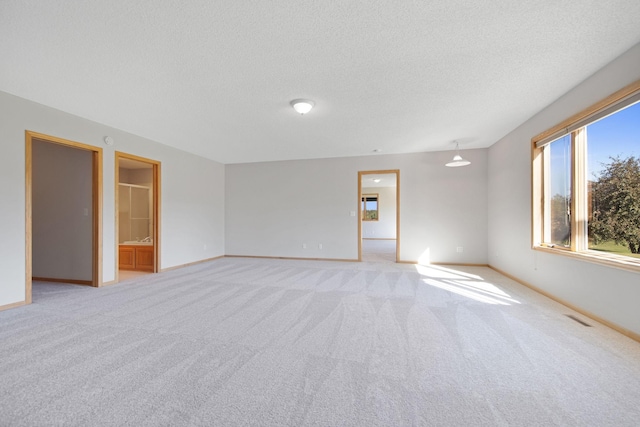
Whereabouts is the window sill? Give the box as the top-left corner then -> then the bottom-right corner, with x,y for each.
533,245 -> 640,274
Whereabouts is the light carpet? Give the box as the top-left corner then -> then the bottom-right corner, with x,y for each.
361,239 -> 396,263
1,257 -> 639,426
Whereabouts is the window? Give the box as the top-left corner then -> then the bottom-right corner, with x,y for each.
361,194 -> 379,221
532,80 -> 640,270
546,134 -> 572,248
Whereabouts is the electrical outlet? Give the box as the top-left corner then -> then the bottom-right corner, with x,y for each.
318,243 -> 323,249
303,243 -> 307,249
204,244 -> 207,251
456,247 -> 463,253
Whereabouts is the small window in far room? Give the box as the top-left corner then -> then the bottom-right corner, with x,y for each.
362,194 -> 379,221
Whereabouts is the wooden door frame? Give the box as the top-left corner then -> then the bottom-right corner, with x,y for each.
358,169 -> 400,262
115,152 -> 161,280
25,131 -> 103,303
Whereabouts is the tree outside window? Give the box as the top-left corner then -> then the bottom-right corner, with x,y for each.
361,194 -> 379,221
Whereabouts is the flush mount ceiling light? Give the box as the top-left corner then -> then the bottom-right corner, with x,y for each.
445,141 -> 471,167
290,99 -> 315,115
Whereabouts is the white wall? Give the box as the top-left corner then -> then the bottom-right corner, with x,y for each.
226,150 -> 488,263
0,90 -> 225,308
488,42 -> 640,335
362,186 -> 396,239
161,153 -> 225,267
32,140 -> 93,281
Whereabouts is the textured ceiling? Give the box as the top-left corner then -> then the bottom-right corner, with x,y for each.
362,173 -> 396,189
2,1 -> 640,164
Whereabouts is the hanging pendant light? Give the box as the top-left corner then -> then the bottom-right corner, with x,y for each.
445,141 -> 471,167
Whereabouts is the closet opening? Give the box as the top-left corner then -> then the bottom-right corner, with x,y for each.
25,131 -> 102,304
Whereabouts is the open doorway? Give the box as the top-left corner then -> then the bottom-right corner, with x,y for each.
358,170 -> 400,262
115,152 -> 160,281
25,131 -> 103,303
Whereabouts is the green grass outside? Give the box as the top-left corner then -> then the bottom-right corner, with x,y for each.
589,240 -> 640,259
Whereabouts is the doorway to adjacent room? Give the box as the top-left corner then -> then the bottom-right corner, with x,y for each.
115,152 -> 160,281
358,170 -> 400,262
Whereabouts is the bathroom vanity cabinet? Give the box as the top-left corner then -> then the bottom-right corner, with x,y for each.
119,244 -> 154,271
